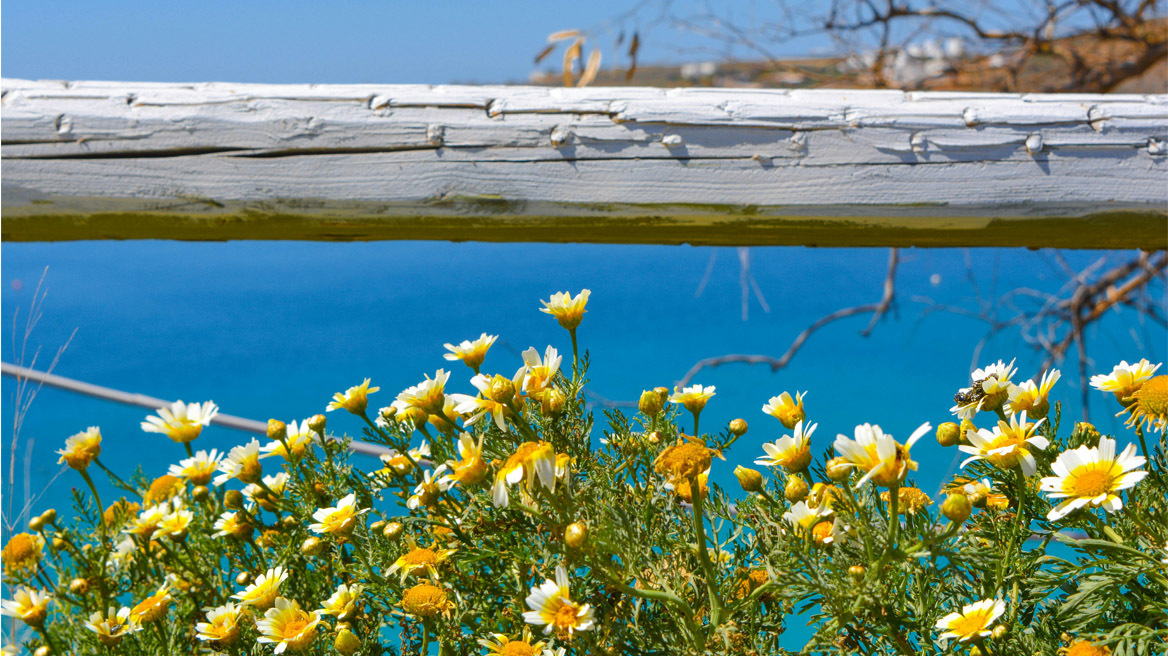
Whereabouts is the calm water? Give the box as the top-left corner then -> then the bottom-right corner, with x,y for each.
4,240 -> 1162,509
1,241 -> 1162,647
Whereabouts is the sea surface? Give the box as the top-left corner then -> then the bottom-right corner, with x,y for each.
1,240 -> 1163,647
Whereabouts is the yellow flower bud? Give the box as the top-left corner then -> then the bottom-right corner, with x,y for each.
941,492 -> 972,523
639,390 -> 664,416
335,629 -> 362,655
728,418 -> 748,437
959,419 -> 977,445
267,419 -> 287,442
647,431 -> 662,445
224,490 -> 245,510
936,422 -> 961,447
69,577 -> 90,595
541,388 -> 567,416
230,516 -> 254,541
369,520 -> 387,533
653,387 -> 670,403
28,516 -> 45,532
382,522 -> 404,541
991,625 -> 1007,640
785,475 -> 810,503
734,466 -> 764,493
825,457 -> 852,483
192,485 -> 210,502
564,521 -> 588,548
235,572 -> 251,586
34,646 -> 50,656
307,414 -> 327,434
38,509 -> 57,526
848,565 -> 865,583
301,537 -> 324,556
1074,422 -> 1100,442
488,375 -> 516,404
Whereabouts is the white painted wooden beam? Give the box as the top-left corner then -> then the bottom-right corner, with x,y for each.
2,79 -> 1165,247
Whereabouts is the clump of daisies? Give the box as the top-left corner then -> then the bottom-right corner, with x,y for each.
6,294 -> 1164,655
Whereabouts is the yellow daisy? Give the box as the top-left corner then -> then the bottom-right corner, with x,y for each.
408,466 -> 454,510
0,587 -> 51,626
539,289 -> 590,330
521,346 -> 563,398
478,627 -> 548,656
960,412 -> 1049,476
761,391 -> 806,430
57,426 -> 102,470
493,442 -> 556,508
308,493 -> 368,536
1061,640 -> 1112,656
261,420 -> 317,460
213,510 -> 253,540
1006,368 -> 1060,419
935,598 -> 1005,643
523,565 -> 595,637
397,369 -> 452,415
195,602 -> 243,647
783,500 -> 833,532
85,606 -> 141,646
442,433 -> 489,487
385,542 -> 458,583
449,369 -> 527,432
1121,374 -> 1167,432
124,503 -> 169,540
214,438 -> 263,486
400,583 -> 454,619
832,422 -> 931,488
1041,436 -> 1147,520
129,583 -> 172,624
670,384 -> 716,415
326,378 -> 379,415
756,420 -> 816,472
232,566 -> 288,610
1090,359 -> 1161,401
167,448 -> 223,485
156,500 -> 194,539
1,533 -> 45,579
318,583 -> 364,619
376,441 -> 431,478
257,597 -> 321,654
141,400 -> 218,443
443,332 -> 498,371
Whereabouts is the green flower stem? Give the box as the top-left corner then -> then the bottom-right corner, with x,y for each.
689,474 -> 724,631
93,458 -> 135,494
692,410 -> 701,437
887,482 -> 900,552
569,328 -> 579,375
78,468 -> 106,535
184,441 -> 195,459
593,566 -> 700,648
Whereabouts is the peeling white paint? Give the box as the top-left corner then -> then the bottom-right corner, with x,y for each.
1,78 -> 1165,245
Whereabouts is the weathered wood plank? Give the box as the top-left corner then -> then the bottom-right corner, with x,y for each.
2,79 -> 1165,247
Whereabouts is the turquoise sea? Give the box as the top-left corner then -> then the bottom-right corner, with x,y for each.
3,241 -> 1162,518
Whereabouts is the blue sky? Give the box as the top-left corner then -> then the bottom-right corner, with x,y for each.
1,1 -> 835,84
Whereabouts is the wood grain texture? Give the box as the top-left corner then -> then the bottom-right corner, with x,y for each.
3,79 -> 1165,247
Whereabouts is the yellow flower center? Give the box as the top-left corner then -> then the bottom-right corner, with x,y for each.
1133,375 -> 1168,419
811,521 -> 834,545
401,548 -> 438,567
3,534 -> 37,565
401,584 -> 449,617
949,610 -> 991,637
654,442 -> 712,481
1070,468 -> 1116,498
1065,640 -> 1110,656
145,475 -> 182,505
500,642 -> 537,656
283,615 -> 310,637
553,602 -> 581,628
